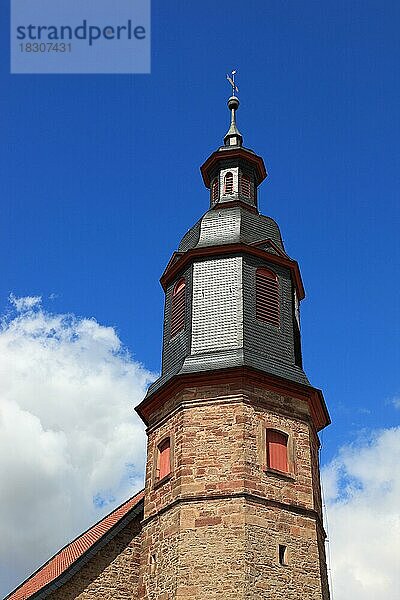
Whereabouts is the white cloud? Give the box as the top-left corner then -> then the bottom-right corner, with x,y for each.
0,296 -> 154,597
8,293 -> 42,312
322,427 -> 400,600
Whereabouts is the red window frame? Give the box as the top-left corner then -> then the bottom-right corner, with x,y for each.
256,268 -> 280,327
170,279 -> 185,338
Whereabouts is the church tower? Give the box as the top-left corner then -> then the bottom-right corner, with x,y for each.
136,88 -> 331,599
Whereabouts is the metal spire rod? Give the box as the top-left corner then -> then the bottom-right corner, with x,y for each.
226,69 -> 239,97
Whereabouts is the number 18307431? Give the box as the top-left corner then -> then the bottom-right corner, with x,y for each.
19,42 -> 72,52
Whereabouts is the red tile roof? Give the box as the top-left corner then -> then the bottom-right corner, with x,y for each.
6,490 -> 144,600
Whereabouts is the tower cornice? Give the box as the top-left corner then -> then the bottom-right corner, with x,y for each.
135,365 -> 330,432
141,491 -> 327,536
160,241 -> 305,300
200,146 -> 267,188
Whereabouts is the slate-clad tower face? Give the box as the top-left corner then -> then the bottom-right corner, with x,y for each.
136,94 -> 331,600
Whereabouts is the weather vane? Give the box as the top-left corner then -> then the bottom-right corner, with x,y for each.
226,70 -> 239,97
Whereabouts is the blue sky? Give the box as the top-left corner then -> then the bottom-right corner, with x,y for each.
1,1 -> 400,596
1,1 -> 399,456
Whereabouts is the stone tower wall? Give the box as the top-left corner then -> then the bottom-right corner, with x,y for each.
139,379 -> 329,599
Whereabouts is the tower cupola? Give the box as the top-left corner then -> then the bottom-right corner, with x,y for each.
139,79 -> 329,436
200,80 -> 267,211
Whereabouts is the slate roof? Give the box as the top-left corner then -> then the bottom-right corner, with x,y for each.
5,490 -> 144,600
178,206 -> 285,253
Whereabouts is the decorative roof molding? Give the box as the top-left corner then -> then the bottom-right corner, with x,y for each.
249,238 -> 289,258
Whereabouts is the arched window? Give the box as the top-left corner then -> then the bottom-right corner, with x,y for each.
157,438 -> 171,480
241,174 -> 251,199
211,178 -> 219,203
170,279 -> 185,338
266,430 -> 288,473
256,268 -> 280,327
224,172 -> 233,194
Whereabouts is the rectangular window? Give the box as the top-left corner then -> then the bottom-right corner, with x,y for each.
157,438 -> 171,480
278,544 -> 288,566
266,429 -> 288,473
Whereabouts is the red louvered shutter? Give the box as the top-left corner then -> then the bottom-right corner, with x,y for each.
170,279 -> 185,338
158,439 -> 171,480
241,174 -> 251,199
266,430 -> 288,472
256,268 -> 280,327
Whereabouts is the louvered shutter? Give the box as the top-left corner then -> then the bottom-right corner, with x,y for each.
266,430 -> 288,472
212,178 -> 219,202
158,439 -> 171,479
256,268 -> 280,327
170,279 -> 185,338
241,174 -> 251,199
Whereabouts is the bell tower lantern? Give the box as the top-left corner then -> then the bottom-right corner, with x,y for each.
204,94 -> 266,211
136,78 -> 331,600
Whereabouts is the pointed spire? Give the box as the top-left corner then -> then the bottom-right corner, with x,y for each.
224,95 -> 243,147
